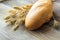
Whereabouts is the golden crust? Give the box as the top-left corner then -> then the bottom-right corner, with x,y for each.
25,0 -> 53,30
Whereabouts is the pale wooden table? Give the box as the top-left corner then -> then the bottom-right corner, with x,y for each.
0,0 -> 60,40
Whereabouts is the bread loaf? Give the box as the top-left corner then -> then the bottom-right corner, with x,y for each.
25,0 -> 53,30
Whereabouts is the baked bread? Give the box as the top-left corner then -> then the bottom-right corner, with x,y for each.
25,0 -> 53,30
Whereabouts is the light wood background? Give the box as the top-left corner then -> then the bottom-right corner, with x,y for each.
0,0 -> 60,40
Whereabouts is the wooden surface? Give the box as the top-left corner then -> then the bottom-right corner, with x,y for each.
0,0 -> 60,40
